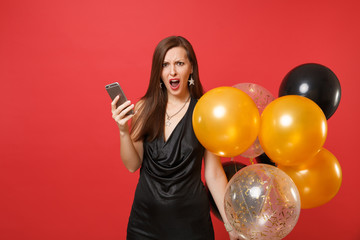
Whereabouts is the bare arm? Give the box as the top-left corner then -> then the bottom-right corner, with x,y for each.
111,95 -> 143,172
204,150 -> 240,240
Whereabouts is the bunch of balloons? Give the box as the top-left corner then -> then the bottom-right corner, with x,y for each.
265,63 -> 343,209
192,63 -> 343,237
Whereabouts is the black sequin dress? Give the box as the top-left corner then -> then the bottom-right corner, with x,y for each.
127,98 -> 214,240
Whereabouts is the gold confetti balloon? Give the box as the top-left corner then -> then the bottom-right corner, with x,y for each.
233,83 -> 275,159
224,164 -> 301,240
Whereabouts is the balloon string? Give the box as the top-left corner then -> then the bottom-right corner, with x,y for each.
249,158 -> 255,165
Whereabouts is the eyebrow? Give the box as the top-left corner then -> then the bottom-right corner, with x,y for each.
163,58 -> 187,62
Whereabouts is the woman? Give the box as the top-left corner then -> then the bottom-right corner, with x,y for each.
111,36 -> 239,239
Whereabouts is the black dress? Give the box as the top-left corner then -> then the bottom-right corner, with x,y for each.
127,98 -> 214,240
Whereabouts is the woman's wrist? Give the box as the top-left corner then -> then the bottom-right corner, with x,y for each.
119,125 -> 130,136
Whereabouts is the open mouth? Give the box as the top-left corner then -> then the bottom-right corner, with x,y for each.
169,79 -> 180,89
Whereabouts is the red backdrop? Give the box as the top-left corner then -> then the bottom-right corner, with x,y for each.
1,0 -> 360,239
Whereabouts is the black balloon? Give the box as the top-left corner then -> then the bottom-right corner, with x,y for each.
279,63 -> 341,119
255,153 -> 276,166
207,161 -> 247,221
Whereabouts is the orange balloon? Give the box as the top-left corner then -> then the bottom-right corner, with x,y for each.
259,95 -> 327,166
279,148 -> 342,209
192,87 -> 260,157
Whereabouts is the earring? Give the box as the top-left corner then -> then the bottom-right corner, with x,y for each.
188,74 -> 195,86
160,81 -> 163,88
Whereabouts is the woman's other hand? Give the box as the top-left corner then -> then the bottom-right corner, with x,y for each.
229,230 -> 242,240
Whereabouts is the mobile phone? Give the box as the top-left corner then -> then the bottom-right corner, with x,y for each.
105,82 -> 134,115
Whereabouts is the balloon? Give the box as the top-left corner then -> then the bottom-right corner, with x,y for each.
279,63 -> 341,119
278,148 -> 342,209
233,83 -> 275,114
255,153 -> 276,166
259,95 -> 327,166
240,138 -> 263,159
193,87 -> 260,157
224,164 -> 301,240
233,83 -> 275,158
208,161 -> 247,221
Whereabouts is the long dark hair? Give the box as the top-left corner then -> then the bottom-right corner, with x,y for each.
132,36 -> 204,142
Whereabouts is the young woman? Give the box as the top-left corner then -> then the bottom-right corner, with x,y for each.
111,36 -> 239,239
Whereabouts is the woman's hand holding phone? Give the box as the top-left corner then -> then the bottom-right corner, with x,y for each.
106,82 -> 135,133
111,95 -> 135,133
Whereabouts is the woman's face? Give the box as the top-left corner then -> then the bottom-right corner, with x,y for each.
161,47 -> 192,97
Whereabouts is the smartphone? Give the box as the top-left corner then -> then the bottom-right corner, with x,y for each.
105,82 -> 134,115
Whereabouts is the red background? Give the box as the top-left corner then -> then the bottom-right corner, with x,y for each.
1,0 -> 360,239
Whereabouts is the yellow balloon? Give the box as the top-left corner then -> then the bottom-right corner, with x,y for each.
279,148 -> 342,209
259,95 -> 327,166
193,87 -> 260,157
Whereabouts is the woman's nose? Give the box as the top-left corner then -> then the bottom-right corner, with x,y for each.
170,64 -> 176,76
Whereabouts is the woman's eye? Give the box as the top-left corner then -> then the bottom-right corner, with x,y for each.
162,62 -> 169,67
176,62 -> 184,66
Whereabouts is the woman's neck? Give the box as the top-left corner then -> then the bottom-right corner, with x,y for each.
167,93 -> 191,105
